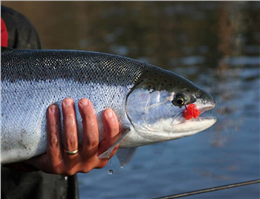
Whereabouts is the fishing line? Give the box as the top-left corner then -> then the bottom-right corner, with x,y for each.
135,142 -> 168,198
155,179 -> 260,199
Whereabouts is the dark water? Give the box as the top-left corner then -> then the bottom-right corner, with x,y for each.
3,2 -> 259,198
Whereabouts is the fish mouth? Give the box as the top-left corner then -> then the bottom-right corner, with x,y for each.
197,103 -> 216,114
196,103 -> 216,125
173,103 -> 216,135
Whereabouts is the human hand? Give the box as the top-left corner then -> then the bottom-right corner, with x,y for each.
6,98 -> 120,175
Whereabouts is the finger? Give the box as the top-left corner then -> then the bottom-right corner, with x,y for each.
78,98 -> 99,159
46,104 -> 63,170
62,98 -> 79,162
99,108 -> 119,158
25,105 -> 63,173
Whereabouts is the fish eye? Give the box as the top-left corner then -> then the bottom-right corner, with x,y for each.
172,93 -> 188,107
177,96 -> 185,105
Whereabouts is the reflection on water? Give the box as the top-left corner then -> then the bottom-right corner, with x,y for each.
3,1 -> 259,199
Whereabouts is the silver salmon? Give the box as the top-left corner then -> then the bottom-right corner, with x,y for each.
1,48 -> 216,166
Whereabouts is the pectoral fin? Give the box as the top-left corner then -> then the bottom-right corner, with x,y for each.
116,147 -> 137,167
98,128 -> 130,159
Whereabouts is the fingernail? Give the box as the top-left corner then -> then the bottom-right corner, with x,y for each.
106,110 -> 113,118
81,99 -> 89,107
64,99 -> 72,106
50,105 -> 57,114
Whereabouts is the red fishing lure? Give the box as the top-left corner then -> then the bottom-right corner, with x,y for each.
183,103 -> 201,120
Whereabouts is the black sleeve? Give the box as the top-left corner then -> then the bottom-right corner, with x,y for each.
1,5 -> 42,49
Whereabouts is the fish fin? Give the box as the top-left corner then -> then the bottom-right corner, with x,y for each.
1,46 -> 14,53
116,147 -> 137,168
98,128 -> 130,159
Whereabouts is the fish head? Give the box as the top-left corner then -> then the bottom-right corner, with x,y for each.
125,67 -> 216,146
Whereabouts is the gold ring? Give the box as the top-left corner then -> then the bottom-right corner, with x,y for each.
65,149 -> 78,155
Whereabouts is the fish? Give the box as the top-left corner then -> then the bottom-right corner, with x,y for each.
1,48 -> 216,167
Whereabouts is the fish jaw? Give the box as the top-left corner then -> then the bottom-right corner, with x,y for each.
167,102 -> 217,139
172,100 -> 217,137
145,103 -> 216,141
171,116 -> 217,137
